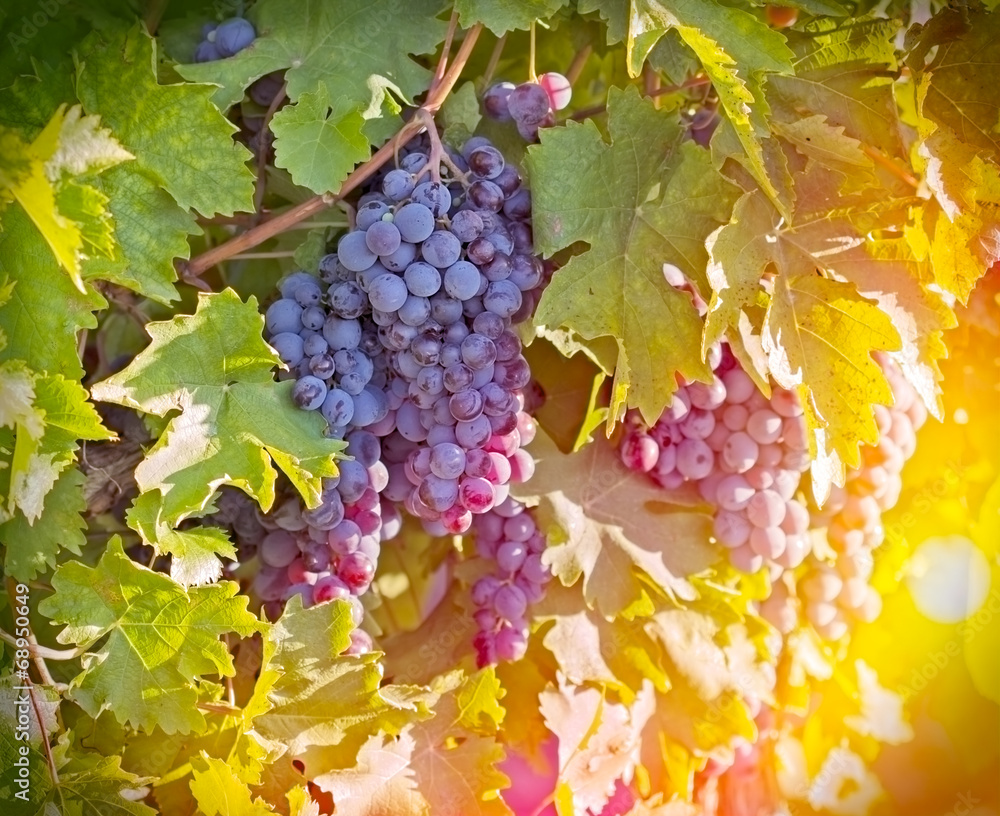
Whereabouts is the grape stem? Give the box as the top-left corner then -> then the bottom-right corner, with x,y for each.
482,34 -> 507,87
566,44 -> 592,85
862,144 -> 919,189
414,108 -> 470,185
569,74 -> 712,120
0,628 -> 88,661
432,11 -> 460,91
252,81 -> 289,221
528,22 -> 537,82
182,24 -> 483,279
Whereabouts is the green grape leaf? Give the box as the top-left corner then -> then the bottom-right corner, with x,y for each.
0,205 -> 106,378
440,81 -> 482,149
82,164 -> 197,305
511,428 -> 715,619
0,467 -> 86,581
454,0 -> 570,35
41,741 -> 158,816
45,104 -> 134,181
38,536 -> 264,734
270,82 -> 371,194
90,289 -> 343,525
76,24 -> 254,217
768,17 -> 902,157
127,492 -> 237,588
190,754 -> 276,816
526,87 -> 738,427
582,0 -> 793,205
175,0 -> 448,113
248,597 -> 429,769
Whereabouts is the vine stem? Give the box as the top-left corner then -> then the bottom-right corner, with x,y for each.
565,44 -> 592,85
0,629 -> 88,661
182,24 -> 483,279
433,11 -> 460,90
862,144 -> 919,188
528,22 -> 537,81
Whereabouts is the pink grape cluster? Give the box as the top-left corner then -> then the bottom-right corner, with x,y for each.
619,345 -> 813,576
483,72 -> 572,141
795,360 -> 927,638
468,497 -> 552,666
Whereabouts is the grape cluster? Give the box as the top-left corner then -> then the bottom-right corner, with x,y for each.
194,18 -> 256,62
794,360 -> 926,639
468,497 -> 552,666
483,73 -> 572,141
256,130 -> 550,658
619,345 -> 813,577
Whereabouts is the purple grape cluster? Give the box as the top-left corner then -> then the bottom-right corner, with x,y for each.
483,72 -> 572,141
619,345 -> 814,577
469,498 -> 551,666
256,131 -> 551,654
193,17 -> 256,62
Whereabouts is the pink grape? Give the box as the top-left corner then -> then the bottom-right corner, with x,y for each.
620,431 -> 659,471
722,432 -> 758,473
715,474 -> 754,511
508,449 -> 535,482
538,72 -> 572,110
714,511 -> 752,548
675,438 -> 714,480
746,409 -> 782,445
459,477 -> 496,513
746,489 -> 786,528
721,368 -> 755,404
749,526 -> 786,559
722,404 -> 749,431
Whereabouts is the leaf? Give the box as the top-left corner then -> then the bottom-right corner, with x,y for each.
38,536 -> 264,734
535,584 -> 668,699
454,0 -> 570,35
511,428 -> 715,618
127,492 -> 237,588
762,274 -> 900,475
843,660 -> 913,745
249,597 -> 427,769
270,82 -> 371,194
175,0 -> 448,113
190,754 -> 276,816
768,17 -> 902,158
540,678 -> 655,815
44,745 -> 158,816
0,467 -> 86,581
527,86 -> 738,427
315,669 -> 510,816
76,24 -> 254,217
0,204 -> 106,378
82,164 -> 197,305
524,335 -> 608,454
45,104 -> 134,181
90,289 -> 343,525
440,81 -> 483,149
908,7 -> 1000,168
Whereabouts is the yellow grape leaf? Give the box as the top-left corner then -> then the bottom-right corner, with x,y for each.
511,428 -> 715,619
190,754 -> 276,816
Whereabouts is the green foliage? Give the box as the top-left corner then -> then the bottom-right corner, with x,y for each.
0,3 -> 997,815
91,289 -> 343,525
39,537 -> 264,735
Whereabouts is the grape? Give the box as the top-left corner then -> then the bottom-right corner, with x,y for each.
321,388 -> 355,426
443,261 -> 481,300
367,273 -> 409,312
483,82 -> 515,120
468,179 -> 505,212
412,181 -> 452,216
300,306 -> 326,332
468,146 -> 505,181
450,210 -> 484,242
722,432 -> 759,473
336,552 -> 375,592
404,261 -> 441,297
461,334 -> 497,370
357,200 -> 391,230
421,231 -> 462,268
538,72 -> 572,110
380,239 -> 417,272
292,376 -> 328,410
397,295 -> 431,327
194,40 -> 222,62
483,280 -> 522,318
456,415 -> 492,448
351,386 -> 389,427
394,202 -> 435,243
675,438 -> 714,480
417,474 -> 459,511
430,443 -> 467,480
508,255 -> 543,291
382,169 -> 415,201
746,409 -> 783,445
214,17 -> 255,56
270,332 -> 304,366
450,389 -> 484,421
338,230 -> 378,272
260,530 -> 300,568
746,490 -> 786,528
266,299 -> 303,334
365,220 -> 402,255
507,82 -> 551,125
